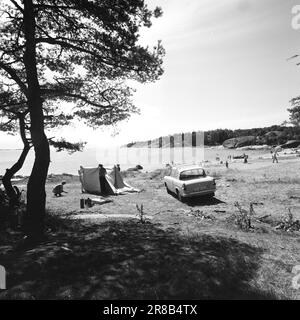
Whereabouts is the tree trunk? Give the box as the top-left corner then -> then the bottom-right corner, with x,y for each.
23,0 -> 50,240
2,147 -> 30,205
2,114 -> 30,206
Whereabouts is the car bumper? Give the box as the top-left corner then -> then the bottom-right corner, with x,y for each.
181,188 -> 216,198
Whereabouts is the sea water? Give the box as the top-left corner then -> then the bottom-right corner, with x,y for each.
0,147 -> 269,176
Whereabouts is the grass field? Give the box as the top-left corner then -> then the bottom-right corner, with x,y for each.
0,157 -> 300,299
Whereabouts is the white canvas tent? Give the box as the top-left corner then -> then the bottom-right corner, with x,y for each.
78,165 -> 139,195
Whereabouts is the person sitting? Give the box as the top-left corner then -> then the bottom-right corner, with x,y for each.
52,181 -> 67,197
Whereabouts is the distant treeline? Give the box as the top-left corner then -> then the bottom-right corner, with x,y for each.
204,125 -> 300,146
126,125 -> 300,148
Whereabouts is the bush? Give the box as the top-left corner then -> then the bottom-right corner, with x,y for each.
275,209 -> 300,232
232,202 -> 255,231
0,188 -> 26,230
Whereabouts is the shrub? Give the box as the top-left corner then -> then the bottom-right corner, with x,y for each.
233,202 -> 255,231
275,209 -> 300,232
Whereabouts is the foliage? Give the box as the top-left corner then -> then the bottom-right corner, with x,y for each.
0,186 -> 26,230
189,209 -> 216,221
127,125 -> 300,148
136,203 -> 146,224
0,0 -> 165,148
48,138 -> 86,154
233,202 -> 255,231
204,126 -> 300,146
275,209 -> 300,232
286,97 -> 300,127
0,187 -> 9,207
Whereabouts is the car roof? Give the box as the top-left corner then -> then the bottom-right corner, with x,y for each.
172,164 -> 204,173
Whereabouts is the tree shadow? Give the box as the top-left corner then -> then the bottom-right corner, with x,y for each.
0,219 -> 277,300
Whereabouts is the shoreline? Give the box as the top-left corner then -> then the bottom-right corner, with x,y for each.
1,145 -> 298,177
0,143 -> 290,151
3,155 -> 298,181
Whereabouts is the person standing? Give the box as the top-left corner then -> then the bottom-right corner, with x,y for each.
99,164 -> 107,194
272,151 -> 278,163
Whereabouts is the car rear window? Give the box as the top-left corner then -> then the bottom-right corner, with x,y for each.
180,169 -> 206,180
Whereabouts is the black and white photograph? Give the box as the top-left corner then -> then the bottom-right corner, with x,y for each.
0,0 -> 300,304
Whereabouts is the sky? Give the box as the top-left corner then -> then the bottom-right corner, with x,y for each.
1,0 -> 300,148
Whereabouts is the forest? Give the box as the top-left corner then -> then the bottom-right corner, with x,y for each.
126,125 -> 300,147
204,125 -> 300,146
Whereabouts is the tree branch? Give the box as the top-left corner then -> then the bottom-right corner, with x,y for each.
9,0 -> 24,13
41,89 -> 113,109
0,117 -> 16,127
35,37 -> 117,68
0,61 -> 28,95
33,4 -> 77,11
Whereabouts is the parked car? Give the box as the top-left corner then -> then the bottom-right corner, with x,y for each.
163,165 -> 216,201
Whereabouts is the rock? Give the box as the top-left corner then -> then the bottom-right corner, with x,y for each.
280,140 -> 300,149
223,136 -> 256,149
126,164 -> 143,171
237,144 -> 270,150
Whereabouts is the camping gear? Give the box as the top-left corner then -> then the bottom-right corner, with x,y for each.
91,197 -> 113,205
80,197 -> 94,208
78,165 -> 140,195
80,198 -> 84,209
85,198 -> 93,207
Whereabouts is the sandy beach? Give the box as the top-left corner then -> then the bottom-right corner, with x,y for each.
44,155 -> 300,220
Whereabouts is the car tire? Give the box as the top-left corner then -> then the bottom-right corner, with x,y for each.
176,189 -> 183,202
165,183 -> 171,194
